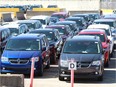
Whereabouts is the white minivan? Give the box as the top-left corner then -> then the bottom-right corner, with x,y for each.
2,23 -> 28,36
30,15 -> 50,28
87,24 -> 114,56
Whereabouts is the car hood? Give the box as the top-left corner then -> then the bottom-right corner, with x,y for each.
60,53 -> 101,62
2,50 -> 41,58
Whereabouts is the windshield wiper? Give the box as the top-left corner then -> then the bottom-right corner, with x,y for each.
63,52 -> 78,54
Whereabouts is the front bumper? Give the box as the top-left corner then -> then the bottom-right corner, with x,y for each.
1,62 -> 41,74
59,66 -> 102,79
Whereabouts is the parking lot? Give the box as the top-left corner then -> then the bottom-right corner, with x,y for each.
0,1 -> 116,87
24,50 -> 116,87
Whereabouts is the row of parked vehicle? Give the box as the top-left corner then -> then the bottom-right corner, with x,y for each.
0,11 -> 116,81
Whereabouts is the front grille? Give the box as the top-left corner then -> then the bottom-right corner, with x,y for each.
9,58 -> 30,64
77,61 -> 91,68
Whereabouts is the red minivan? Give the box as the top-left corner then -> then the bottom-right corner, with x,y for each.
78,29 -> 110,67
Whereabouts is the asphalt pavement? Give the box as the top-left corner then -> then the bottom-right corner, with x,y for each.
24,49 -> 116,87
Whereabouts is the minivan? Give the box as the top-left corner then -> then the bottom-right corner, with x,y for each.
59,36 -> 104,81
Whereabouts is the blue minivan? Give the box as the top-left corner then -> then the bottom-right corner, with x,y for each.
1,34 -> 51,76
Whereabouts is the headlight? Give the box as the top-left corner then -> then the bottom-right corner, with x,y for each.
60,60 -> 68,67
91,60 -> 101,66
30,57 -> 39,62
1,57 -> 8,62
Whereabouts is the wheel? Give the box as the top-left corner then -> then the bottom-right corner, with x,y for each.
50,53 -> 56,64
109,53 -> 113,59
105,59 -> 109,67
59,76 -> 64,81
97,74 -> 103,81
38,64 -> 44,76
45,59 -> 50,69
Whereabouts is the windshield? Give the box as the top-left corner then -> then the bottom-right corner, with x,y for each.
30,31 -> 54,41
63,41 -> 100,54
54,28 -> 65,35
66,19 -> 83,26
20,23 -> 35,29
94,22 -> 114,27
80,34 -> 105,42
9,28 -> 19,35
5,39 -> 40,51
74,15 -> 88,21
37,19 -> 46,25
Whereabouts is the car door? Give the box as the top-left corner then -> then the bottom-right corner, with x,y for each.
41,37 -> 50,62
1,30 -> 7,50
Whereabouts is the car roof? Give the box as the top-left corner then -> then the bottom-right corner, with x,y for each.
16,20 -> 39,23
94,19 -> 115,22
2,23 -> 21,28
87,24 -> 110,30
30,15 -> 49,20
56,21 -> 76,24
79,29 -> 106,34
11,34 -> 45,39
46,25 -> 66,28
67,35 -> 100,42
52,12 -> 68,15
73,14 -> 89,16
30,28 -> 57,32
66,17 -> 83,19
0,27 -> 9,31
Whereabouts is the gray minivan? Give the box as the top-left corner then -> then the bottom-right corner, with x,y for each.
59,36 -> 104,81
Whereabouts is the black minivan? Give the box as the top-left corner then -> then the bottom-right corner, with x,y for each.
59,35 -> 104,81
0,27 -> 11,54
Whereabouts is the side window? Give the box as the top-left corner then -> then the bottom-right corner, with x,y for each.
4,31 -> 7,39
44,36 -> 49,46
55,31 -> 59,40
2,31 -> 5,41
41,38 -> 46,47
20,26 -> 24,34
7,29 -> 10,36
66,26 -> 71,34
99,41 -> 103,52
114,21 -> 116,28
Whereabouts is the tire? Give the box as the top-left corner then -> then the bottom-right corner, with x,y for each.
38,64 -> 44,76
105,60 -> 109,67
59,76 -> 64,81
97,74 -> 103,81
45,59 -> 50,69
50,53 -> 56,64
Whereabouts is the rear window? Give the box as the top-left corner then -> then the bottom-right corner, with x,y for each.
94,21 -> 114,27
30,31 -> 55,41
79,34 -> 105,42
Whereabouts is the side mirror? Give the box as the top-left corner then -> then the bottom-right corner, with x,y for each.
42,47 -> 46,51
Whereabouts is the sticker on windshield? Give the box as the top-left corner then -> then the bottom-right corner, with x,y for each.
36,39 -> 40,41
95,42 -> 98,43
49,32 -> 53,33
62,27 -> 64,29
